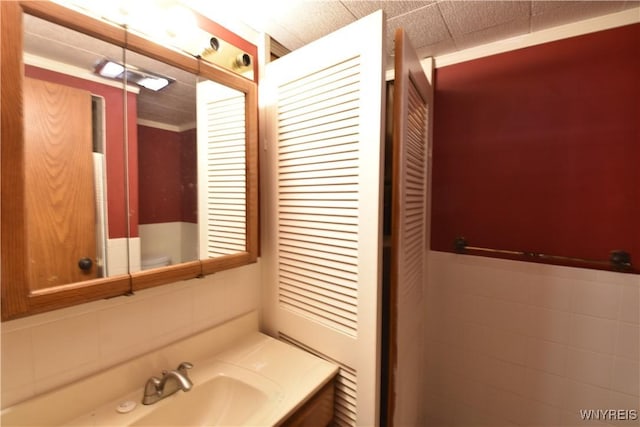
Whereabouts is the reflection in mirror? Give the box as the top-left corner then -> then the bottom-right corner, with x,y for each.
197,80 -> 247,258
123,50 -> 199,272
22,14 -> 129,284
1,1 -> 257,319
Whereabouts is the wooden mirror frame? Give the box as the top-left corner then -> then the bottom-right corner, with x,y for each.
0,1 -> 259,319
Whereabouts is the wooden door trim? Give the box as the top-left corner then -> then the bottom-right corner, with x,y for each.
1,1 -> 30,318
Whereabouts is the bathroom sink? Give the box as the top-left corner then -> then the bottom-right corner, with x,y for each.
58,361 -> 285,427
132,375 -> 269,426
1,322 -> 338,427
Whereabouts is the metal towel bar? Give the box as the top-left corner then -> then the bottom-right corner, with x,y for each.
453,237 -> 632,271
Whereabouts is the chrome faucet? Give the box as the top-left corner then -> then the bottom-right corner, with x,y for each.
142,362 -> 194,405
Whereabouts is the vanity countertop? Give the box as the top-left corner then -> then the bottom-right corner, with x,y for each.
1,312 -> 339,426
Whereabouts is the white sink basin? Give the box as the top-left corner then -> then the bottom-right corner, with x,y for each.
64,362 -> 284,427
132,373 -> 277,426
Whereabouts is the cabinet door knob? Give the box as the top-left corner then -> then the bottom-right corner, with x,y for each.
78,257 -> 93,271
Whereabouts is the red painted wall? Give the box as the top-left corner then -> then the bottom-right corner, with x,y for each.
25,65 -> 139,238
431,24 -> 640,270
180,128 -> 198,223
138,125 -> 197,224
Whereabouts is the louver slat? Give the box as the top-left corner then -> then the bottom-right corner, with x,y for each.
402,82 -> 427,302
277,57 -> 360,339
279,270 -> 358,300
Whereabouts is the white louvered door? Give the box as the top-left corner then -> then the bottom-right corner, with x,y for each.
197,81 -> 247,258
262,11 -> 386,426
388,29 -> 432,426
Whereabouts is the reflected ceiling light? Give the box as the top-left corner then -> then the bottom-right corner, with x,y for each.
136,76 -> 171,91
97,61 -> 125,79
94,59 -> 174,91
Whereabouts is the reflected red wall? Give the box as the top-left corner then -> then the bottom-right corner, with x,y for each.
138,125 -> 197,224
180,128 -> 198,223
431,24 -> 640,268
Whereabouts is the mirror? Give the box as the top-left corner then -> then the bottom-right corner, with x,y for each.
0,1 -> 258,319
123,49 -> 199,273
22,13 -> 130,282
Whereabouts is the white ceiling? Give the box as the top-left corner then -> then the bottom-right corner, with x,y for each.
191,0 -> 639,59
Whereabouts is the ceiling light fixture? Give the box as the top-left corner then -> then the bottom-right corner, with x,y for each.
94,59 -> 174,91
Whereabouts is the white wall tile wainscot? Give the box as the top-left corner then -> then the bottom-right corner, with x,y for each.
424,251 -> 639,427
0,261 -> 261,409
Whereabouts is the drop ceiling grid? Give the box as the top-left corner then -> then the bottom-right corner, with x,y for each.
260,0 -> 638,59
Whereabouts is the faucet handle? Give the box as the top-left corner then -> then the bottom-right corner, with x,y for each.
176,361 -> 193,373
143,376 -> 162,404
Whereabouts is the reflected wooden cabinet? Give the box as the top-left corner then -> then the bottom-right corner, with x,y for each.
24,78 -> 97,286
0,1 -> 258,320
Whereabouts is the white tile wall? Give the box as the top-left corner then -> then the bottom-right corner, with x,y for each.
139,222 -> 198,266
426,251 -> 640,427
620,284 -> 640,324
106,237 -> 131,275
0,260 -> 261,409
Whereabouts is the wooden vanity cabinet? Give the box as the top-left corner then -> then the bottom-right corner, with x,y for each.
280,378 -> 336,427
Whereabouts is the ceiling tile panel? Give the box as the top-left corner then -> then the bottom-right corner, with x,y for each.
531,1 -> 636,31
438,0 -> 531,36
257,20 -> 308,51
387,3 -> 451,54
532,0 -> 628,15
341,1 -> 435,19
416,37 -> 458,58
453,16 -> 531,50
277,1 -> 355,45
